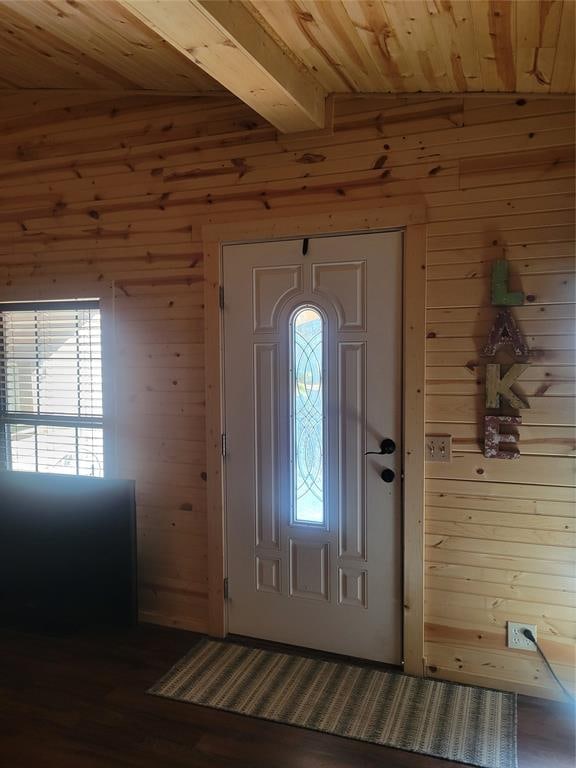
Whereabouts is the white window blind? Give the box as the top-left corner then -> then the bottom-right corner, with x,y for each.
0,301 -> 104,477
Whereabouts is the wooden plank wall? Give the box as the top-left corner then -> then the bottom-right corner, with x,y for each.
0,90 -> 574,699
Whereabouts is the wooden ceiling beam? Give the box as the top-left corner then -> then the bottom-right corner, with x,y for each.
118,0 -> 327,133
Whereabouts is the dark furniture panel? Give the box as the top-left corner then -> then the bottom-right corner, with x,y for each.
0,472 -> 137,631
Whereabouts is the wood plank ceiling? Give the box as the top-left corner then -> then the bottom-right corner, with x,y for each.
0,0 -> 573,95
248,0 -> 575,94
0,0 -> 221,91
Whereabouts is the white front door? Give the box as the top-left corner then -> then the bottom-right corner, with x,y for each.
222,230 -> 403,664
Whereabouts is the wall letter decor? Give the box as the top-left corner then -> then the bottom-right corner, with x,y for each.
485,363 -> 531,409
483,309 -> 529,357
491,258 -> 524,306
481,260 -> 531,459
484,416 -> 522,459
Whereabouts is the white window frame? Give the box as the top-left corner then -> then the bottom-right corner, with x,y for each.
0,299 -> 105,477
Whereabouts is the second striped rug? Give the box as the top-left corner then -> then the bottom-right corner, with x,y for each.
149,638 -> 517,768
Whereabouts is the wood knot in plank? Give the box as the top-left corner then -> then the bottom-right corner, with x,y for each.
296,153 -> 326,164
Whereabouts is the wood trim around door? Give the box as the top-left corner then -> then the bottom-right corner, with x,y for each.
202,202 -> 427,676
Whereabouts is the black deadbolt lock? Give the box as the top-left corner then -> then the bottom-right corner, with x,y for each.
380,468 -> 395,483
365,438 -> 396,456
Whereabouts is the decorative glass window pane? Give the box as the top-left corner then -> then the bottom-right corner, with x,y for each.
291,306 -> 325,524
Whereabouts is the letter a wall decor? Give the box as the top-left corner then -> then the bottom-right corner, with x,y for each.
481,260 -> 531,460
483,310 -> 529,357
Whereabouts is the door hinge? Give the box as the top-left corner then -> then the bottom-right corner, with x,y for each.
221,432 -> 227,457
219,285 -> 224,310
223,577 -> 229,600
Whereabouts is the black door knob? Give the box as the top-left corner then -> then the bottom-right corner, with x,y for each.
381,468 -> 395,483
365,438 -> 396,456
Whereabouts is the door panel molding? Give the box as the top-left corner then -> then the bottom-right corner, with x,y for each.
253,342 -> 280,549
312,261 -> 367,331
337,341 -> 367,561
253,265 -> 302,332
203,202 -> 427,675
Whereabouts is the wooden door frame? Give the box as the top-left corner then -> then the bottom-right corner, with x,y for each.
202,200 -> 427,676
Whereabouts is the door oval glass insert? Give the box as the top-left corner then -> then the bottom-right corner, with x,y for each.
291,306 -> 325,525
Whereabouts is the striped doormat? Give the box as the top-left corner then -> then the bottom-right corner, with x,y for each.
149,638 -> 517,768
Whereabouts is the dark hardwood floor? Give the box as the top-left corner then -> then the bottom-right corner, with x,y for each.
0,624 -> 573,768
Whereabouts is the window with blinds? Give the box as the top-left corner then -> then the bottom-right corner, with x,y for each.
0,301 -> 104,477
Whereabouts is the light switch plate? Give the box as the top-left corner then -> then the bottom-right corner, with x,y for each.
426,435 -> 452,462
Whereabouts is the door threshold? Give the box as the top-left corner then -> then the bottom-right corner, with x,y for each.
225,633 -> 403,673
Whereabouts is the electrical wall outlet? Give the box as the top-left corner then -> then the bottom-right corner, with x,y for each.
507,621 -> 537,651
425,435 -> 452,462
